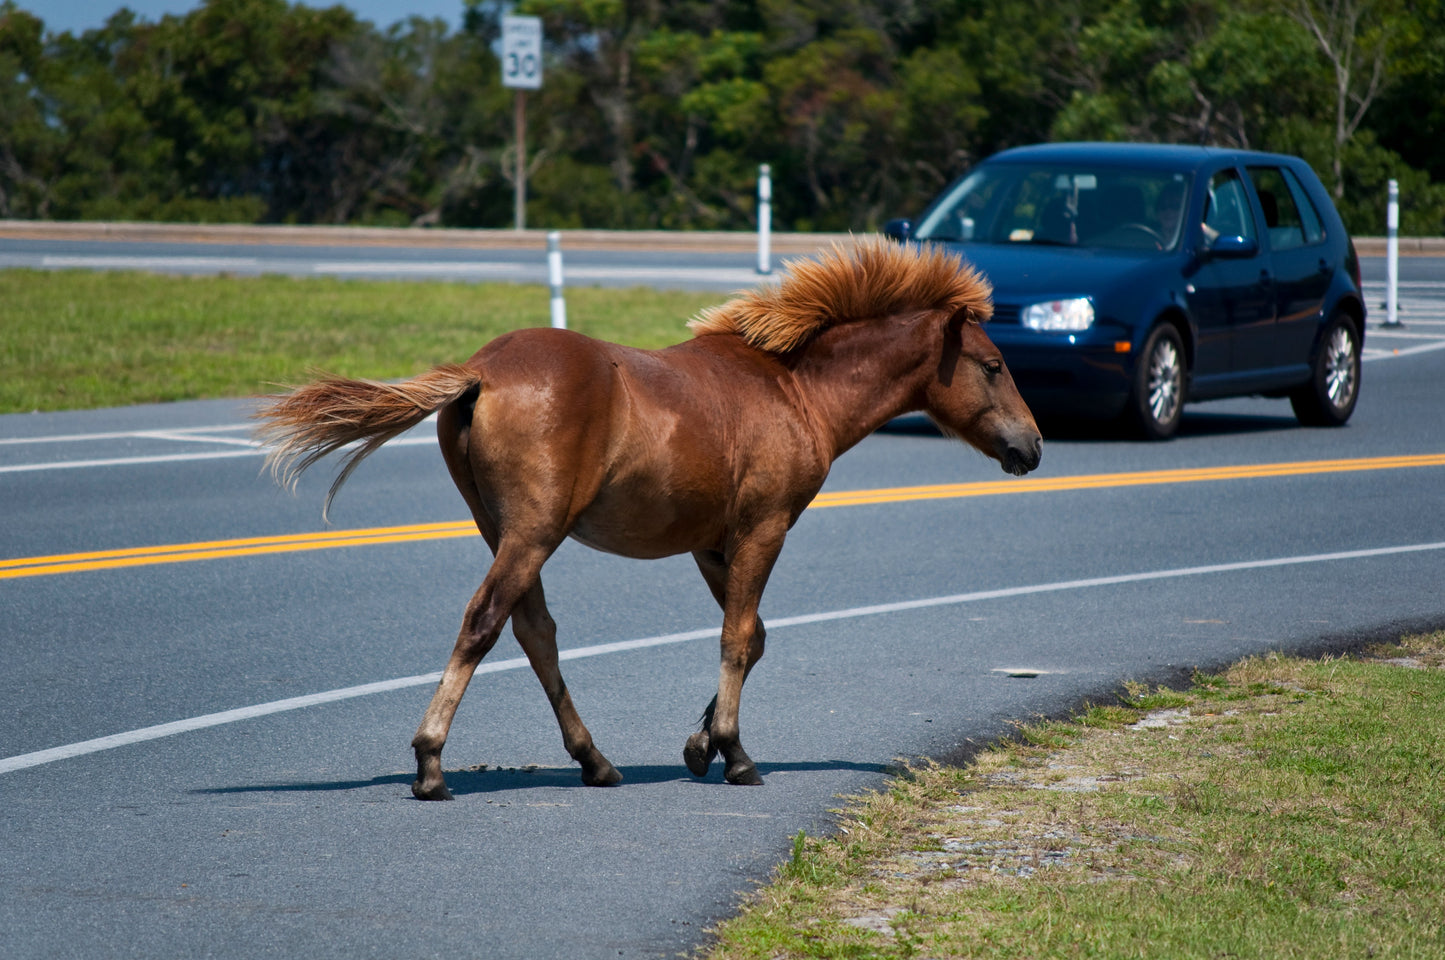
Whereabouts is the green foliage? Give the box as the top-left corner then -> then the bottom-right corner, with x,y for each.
1,0 -> 1442,233
708,637 -> 1445,959
0,269 -> 717,411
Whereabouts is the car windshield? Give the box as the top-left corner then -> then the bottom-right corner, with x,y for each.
914,164 -> 1192,252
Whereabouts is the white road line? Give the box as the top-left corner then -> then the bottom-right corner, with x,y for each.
1363,340 -> 1445,361
4,538 -> 1443,776
0,449 -> 267,473
1366,329 -> 1445,340
42,255 -> 262,270
134,431 -> 264,448
0,424 -> 252,446
312,261 -> 537,276
310,261 -> 769,284
0,430 -> 438,473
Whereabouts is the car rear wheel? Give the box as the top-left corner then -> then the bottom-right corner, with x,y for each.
1290,314 -> 1361,426
1127,324 -> 1185,440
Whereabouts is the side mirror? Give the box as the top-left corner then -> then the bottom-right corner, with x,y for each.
883,218 -> 912,243
1207,234 -> 1258,259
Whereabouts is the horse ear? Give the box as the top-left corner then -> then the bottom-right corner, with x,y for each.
938,307 -> 967,385
946,305 -> 974,332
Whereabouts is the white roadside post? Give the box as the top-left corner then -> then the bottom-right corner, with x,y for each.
1384,178 -> 1401,328
547,231 -> 566,330
501,15 -> 543,232
757,163 -> 772,275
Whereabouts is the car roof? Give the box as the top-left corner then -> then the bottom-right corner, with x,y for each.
986,141 -> 1299,172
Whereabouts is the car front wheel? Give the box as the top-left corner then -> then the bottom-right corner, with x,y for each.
1290,314 -> 1361,426
1127,324 -> 1186,440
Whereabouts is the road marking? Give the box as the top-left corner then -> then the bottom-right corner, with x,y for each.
4,453 -> 1444,580
0,424 -> 252,446
133,430 -> 262,448
41,255 -> 262,270
808,453 -> 1445,508
0,448 -> 266,474
0,433 -> 436,474
312,261 -> 538,276
4,538 -> 1444,775
0,521 -> 478,577
1365,329 -> 1445,341
1363,340 -> 1445,361
311,261 -> 768,285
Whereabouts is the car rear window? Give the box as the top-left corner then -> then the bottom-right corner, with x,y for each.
1248,166 -> 1323,250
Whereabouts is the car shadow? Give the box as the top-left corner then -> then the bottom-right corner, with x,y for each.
880,410 -> 1300,442
1174,410 -> 1303,437
192,759 -> 888,798
1034,411 -> 1300,441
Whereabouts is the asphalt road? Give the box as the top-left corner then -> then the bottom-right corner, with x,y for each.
2,246 -> 1445,959
0,235 -> 771,291
4,231 -> 1444,296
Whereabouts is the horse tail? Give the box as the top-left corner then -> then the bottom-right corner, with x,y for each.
253,364 -> 482,520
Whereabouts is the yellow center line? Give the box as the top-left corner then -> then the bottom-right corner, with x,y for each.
808,453 -> 1445,508
4,452 -> 1442,581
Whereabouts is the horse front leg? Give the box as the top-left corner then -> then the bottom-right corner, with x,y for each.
411,541 -> 549,801
684,619 -> 765,781
686,550 -> 759,778
686,534 -> 782,786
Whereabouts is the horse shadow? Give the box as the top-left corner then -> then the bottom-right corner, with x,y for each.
193,759 -> 887,798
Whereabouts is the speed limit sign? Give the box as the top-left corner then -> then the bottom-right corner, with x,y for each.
501,15 -> 542,90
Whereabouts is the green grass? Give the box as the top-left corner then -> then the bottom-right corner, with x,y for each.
0,269 -> 721,412
706,632 -> 1445,959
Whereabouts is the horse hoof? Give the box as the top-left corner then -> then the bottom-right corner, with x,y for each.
412,779 -> 454,801
724,761 -> 763,786
582,762 -> 623,787
683,731 -> 716,777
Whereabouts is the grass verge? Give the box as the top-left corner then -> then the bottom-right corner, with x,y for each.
706,631 -> 1445,959
0,270 -> 721,412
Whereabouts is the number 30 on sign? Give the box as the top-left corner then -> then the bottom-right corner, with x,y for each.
501,15 -> 542,90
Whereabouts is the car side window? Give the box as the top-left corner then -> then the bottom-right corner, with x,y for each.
1280,167 -> 1325,244
1248,166 -> 1313,251
1203,169 -> 1255,241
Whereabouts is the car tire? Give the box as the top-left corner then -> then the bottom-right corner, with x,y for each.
1127,324 -> 1186,440
1290,313 -> 1361,427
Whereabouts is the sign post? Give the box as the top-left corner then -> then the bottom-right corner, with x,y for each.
501,15 -> 542,232
756,164 -> 772,275
1385,178 -> 1401,328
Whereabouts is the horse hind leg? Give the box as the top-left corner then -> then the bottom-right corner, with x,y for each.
411,540 -> 549,801
511,582 -> 621,786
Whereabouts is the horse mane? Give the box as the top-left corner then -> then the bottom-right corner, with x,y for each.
687,237 -> 993,354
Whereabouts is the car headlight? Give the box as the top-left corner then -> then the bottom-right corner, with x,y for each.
1021,298 -> 1095,332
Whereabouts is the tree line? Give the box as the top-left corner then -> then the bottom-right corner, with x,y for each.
2,0 -> 1441,234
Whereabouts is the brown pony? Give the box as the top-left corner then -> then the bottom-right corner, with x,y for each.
254,239 -> 1041,800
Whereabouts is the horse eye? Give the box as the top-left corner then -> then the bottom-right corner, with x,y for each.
985,359 -> 1003,376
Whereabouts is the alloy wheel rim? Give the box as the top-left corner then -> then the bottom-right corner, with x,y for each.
1324,326 -> 1357,409
1147,339 -> 1182,424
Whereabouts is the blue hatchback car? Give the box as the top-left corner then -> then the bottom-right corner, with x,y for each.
885,142 -> 1366,439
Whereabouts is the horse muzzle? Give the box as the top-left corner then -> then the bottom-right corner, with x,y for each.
998,433 -> 1043,477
